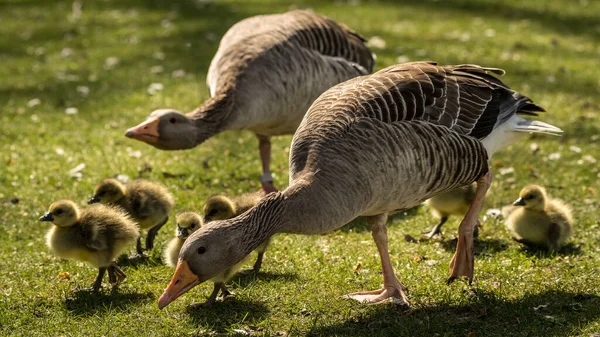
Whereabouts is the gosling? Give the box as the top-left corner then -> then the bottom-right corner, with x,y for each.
88,178 -> 174,257
166,212 -> 248,306
203,192 -> 270,272
40,200 -> 139,291
422,184 -> 479,239
505,184 -> 573,251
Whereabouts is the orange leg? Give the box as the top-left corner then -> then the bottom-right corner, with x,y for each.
447,169 -> 492,284
343,213 -> 409,306
257,134 -> 278,193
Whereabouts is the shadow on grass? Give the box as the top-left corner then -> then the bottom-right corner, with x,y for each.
65,288 -> 153,316
308,290 -> 600,337
185,299 -> 269,331
439,238 -> 510,256
229,270 -> 299,289
517,242 -> 583,257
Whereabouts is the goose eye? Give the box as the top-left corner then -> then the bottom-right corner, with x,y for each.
169,117 -> 176,124
197,246 -> 206,255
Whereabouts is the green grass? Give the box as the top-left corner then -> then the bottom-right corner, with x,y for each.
1,0 -> 599,336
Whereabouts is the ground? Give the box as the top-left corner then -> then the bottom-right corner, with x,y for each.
1,0 -> 599,336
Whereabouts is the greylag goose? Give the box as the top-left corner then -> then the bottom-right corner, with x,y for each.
125,10 -> 374,193
40,200 -> 139,291
203,191 -> 269,273
422,183 -> 477,239
157,62 -> 562,308
165,212 -> 249,305
88,178 -> 174,257
504,184 -> 572,251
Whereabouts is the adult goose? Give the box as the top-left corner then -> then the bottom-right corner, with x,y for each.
125,10 -> 374,193
157,62 -> 562,308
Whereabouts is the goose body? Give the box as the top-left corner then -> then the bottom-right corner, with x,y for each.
505,185 -> 572,250
88,178 -> 174,256
158,62 -> 562,309
125,10 -> 374,192
40,200 -> 139,291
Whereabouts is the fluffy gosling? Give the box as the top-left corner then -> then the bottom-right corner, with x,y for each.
203,192 -> 270,272
504,184 -> 573,251
423,184 -> 478,239
166,212 -> 248,306
40,200 -> 139,291
88,178 -> 174,256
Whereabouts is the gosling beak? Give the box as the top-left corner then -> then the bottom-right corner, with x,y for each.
125,118 -> 160,143
203,216 -> 210,223
158,261 -> 201,309
176,227 -> 189,239
87,196 -> 100,204
39,212 -> 53,222
513,197 -> 526,206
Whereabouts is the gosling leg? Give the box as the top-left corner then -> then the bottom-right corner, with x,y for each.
422,216 -> 448,239
146,216 -> 168,251
93,267 -> 107,291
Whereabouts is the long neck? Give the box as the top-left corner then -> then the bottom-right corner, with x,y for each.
233,180 -> 363,257
186,89 -> 236,144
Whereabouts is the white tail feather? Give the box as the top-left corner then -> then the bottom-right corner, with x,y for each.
481,115 -> 563,157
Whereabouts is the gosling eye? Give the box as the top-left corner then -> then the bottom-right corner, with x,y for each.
526,194 -> 535,200
197,246 -> 206,255
98,191 -> 106,197
190,223 -> 196,229
55,209 -> 64,215
208,209 -> 218,216
169,117 -> 176,124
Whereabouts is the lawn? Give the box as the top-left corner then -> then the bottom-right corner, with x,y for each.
1,0 -> 599,336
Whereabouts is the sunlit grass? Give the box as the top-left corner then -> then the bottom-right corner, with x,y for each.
1,0 -> 599,336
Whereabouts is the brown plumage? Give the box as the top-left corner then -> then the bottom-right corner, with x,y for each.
125,10 -> 374,192
504,185 -> 573,251
157,62 -> 562,309
88,178 -> 174,256
40,200 -> 139,291
203,191 -> 269,273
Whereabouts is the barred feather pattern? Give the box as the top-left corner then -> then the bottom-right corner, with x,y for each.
190,10 -> 374,138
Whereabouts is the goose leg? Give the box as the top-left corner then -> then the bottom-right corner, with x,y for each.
92,267 -> 107,291
344,213 -> 410,306
422,216 -> 448,239
146,216 -> 168,251
257,134 -> 278,193
447,169 -> 492,285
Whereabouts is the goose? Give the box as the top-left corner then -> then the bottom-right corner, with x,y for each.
203,192 -> 270,272
504,184 -> 572,251
157,62 -> 562,309
165,212 -> 249,306
124,10 -> 374,193
40,200 -> 139,291
88,178 -> 174,257
422,183 -> 479,239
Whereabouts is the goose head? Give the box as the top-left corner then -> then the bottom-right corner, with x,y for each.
88,178 -> 126,204
125,109 -> 199,150
175,212 -> 202,240
203,195 -> 236,223
157,219 -> 248,309
513,184 -> 546,211
39,200 -> 80,227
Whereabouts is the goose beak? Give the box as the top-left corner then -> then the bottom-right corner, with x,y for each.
125,118 -> 160,143
87,196 -> 100,204
513,198 -> 526,206
158,261 -> 200,309
39,212 -> 53,222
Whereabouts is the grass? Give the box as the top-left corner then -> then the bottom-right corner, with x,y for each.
1,0 -> 599,336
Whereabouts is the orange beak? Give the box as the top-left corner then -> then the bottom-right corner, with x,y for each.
125,118 -> 160,143
157,261 -> 200,309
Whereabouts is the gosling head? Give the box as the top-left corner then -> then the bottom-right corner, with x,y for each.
124,109 -> 198,150
88,179 -> 126,204
513,184 -> 547,211
39,200 -> 80,227
203,195 -> 237,222
175,212 -> 203,240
